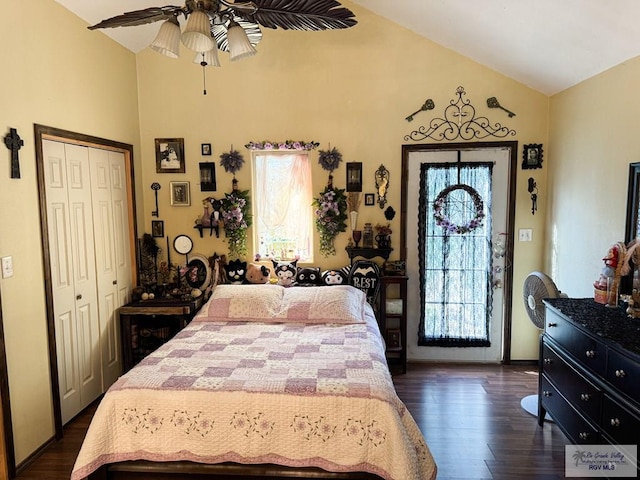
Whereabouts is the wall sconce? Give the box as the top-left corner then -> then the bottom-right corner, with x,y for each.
528,177 -> 538,215
375,164 -> 389,209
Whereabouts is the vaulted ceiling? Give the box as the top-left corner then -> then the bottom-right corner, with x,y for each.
54,0 -> 640,95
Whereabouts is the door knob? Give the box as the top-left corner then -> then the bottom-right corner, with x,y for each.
76,294 -> 82,300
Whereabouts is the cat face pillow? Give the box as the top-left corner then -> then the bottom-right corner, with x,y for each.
246,263 -> 271,284
272,259 -> 297,287
321,266 -> 350,286
296,267 -> 321,286
224,259 -> 247,284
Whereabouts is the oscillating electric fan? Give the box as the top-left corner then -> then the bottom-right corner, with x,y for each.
521,271 -> 567,421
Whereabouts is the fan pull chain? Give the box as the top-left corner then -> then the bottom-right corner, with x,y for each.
201,58 -> 207,95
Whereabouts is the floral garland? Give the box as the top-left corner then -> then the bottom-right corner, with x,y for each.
312,186 -> 348,257
433,184 -> 485,234
245,140 -> 320,151
220,188 -> 252,258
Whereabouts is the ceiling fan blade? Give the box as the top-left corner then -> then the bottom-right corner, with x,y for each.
88,6 -> 185,30
239,0 -> 356,31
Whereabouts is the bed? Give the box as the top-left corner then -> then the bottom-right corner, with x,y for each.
71,284 -> 436,480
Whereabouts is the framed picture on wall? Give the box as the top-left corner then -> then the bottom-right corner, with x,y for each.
199,162 -> 216,191
346,162 -> 363,192
364,193 -> 375,206
201,143 -> 212,156
170,181 -> 190,206
522,144 -> 543,169
155,138 -> 185,173
151,220 -> 164,237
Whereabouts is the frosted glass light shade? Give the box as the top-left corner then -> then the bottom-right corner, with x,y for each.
227,20 -> 256,61
182,10 -> 215,52
150,17 -> 181,58
193,47 -> 220,67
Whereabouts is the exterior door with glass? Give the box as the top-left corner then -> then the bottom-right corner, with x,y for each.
404,145 -> 514,362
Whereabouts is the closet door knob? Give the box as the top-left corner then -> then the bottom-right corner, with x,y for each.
547,322 -> 557,328
543,390 -> 552,397
585,350 -> 595,358
580,394 -> 591,401
112,280 -> 118,285
615,369 -> 626,378
610,418 -> 621,427
579,432 -> 590,440
76,294 -> 82,300
543,358 -> 552,365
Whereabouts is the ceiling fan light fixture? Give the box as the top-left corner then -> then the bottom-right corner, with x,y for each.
194,47 -> 220,67
150,17 -> 181,58
181,9 -> 215,52
227,20 -> 256,61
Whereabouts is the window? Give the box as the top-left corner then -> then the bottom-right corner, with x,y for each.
252,151 -> 313,262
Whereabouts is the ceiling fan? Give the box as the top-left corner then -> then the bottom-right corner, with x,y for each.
88,0 -> 357,62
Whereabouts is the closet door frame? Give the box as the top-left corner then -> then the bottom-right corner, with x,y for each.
34,124 -> 138,439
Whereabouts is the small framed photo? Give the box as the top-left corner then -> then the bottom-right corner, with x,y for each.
364,193 -> 375,206
170,181 -> 190,206
346,162 -> 363,192
199,162 -> 216,192
522,144 -> 543,169
155,138 -> 185,173
151,220 -> 164,238
201,143 -> 212,156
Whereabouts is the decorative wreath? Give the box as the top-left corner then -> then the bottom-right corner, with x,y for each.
219,149 -> 245,176
433,184 -> 485,234
318,146 -> 343,172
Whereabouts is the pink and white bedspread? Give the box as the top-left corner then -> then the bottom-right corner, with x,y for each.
71,285 -> 436,480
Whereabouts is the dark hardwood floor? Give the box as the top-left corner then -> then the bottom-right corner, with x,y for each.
14,363 -> 571,480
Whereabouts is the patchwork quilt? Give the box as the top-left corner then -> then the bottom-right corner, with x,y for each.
71,285 -> 436,480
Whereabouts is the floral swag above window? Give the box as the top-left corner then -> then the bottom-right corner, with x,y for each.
245,140 -> 320,151
313,186 -> 348,257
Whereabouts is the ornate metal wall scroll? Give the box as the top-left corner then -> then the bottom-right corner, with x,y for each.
4,127 -> 23,178
404,86 -> 516,142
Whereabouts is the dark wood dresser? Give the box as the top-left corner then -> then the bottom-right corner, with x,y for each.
540,298 -> 640,448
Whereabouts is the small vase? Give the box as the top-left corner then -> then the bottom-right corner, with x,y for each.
350,211 -> 358,231
376,234 -> 391,249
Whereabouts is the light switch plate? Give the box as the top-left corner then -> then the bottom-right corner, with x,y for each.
518,229 -> 533,242
1,256 -> 13,278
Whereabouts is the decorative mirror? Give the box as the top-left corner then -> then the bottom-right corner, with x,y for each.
625,162 -> 640,242
173,234 -> 194,259
375,164 -> 389,209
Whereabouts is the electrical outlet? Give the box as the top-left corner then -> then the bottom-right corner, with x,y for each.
518,229 -> 533,242
1,256 -> 13,278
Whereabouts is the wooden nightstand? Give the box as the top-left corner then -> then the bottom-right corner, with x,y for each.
119,296 -> 204,372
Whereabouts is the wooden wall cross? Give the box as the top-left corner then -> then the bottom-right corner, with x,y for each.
4,128 -> 23,179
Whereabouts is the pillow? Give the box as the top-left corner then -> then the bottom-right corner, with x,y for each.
296,266 -> 321,286
195,284 -> 284,321
321,265 -> 351,285
275,285 -> 367,323
272,259 -> 298,287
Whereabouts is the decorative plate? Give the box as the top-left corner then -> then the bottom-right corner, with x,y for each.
185,253 -> 212,290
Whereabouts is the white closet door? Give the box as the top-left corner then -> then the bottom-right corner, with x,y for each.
89,149 -> 130,389
43,140 -> 102,424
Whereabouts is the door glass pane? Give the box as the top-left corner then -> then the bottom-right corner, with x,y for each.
418,162 -> 493,347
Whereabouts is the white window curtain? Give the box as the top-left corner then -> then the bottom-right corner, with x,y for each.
253,152 -> 313,261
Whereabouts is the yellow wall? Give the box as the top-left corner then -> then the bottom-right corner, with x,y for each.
136,4 -> 549,362
548,57 -> 640,296
1,0 -> 553,465
0,1 -> 141,464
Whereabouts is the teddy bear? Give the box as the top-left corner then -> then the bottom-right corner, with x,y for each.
246,263 -> 271,284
